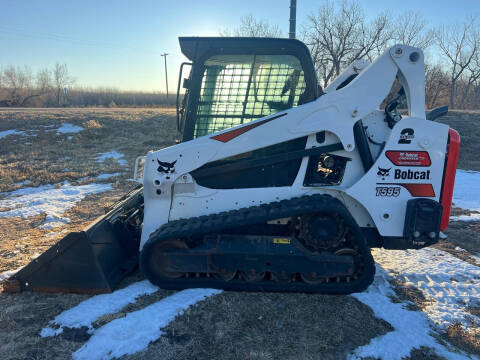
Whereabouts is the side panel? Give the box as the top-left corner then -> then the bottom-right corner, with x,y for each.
346,117 -> 449,238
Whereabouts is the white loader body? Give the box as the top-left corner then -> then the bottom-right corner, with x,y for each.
139,44 -> 449,248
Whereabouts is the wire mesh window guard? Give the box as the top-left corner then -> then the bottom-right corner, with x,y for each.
194,54 -> 306,138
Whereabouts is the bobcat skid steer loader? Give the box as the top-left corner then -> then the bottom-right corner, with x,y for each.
4,37 -> 460,294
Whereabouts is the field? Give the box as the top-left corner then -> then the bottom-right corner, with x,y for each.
0,108 -> 479,360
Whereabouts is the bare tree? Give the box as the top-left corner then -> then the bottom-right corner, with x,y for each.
436,17 -> 480,108
36,68 -> 52,92
53,62 -> 74,106
301,0 -> 392,88
220,14 -> 282,38
18,68 -> 54,106
393,12 -> 433,49
0,66 -> 51,106
425,64 -> 449,108
0,66 -> 40,106
457,51 -> 480,108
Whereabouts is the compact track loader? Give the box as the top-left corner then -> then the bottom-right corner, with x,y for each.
4,37 -> 460,294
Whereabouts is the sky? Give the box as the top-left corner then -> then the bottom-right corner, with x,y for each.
0,0 -> 478,93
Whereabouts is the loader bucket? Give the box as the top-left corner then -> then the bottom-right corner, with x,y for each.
2,186 -> 143,294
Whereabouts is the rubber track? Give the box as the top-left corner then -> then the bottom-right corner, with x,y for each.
140,194 -> 376,294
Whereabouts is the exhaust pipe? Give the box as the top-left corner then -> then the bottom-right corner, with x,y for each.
289,0 -> 297,39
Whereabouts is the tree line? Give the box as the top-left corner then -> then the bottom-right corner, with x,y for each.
2,1 -> 480,109
225,1 -> 480,110
0,63 -> 172,107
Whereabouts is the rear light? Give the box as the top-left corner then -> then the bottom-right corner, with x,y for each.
440,129 -> 460,230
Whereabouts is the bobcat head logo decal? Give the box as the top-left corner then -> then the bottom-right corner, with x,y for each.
157,159 -> 177,174
377,166 -> 391,180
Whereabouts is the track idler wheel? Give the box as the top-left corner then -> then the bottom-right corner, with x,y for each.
147,239 -> 188,279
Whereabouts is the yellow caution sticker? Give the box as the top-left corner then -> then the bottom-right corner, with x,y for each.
273,238 -> 291,244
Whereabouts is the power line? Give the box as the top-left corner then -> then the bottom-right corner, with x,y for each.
0,25 -> 163,55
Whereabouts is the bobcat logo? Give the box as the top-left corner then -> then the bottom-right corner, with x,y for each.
377,166 -> 391,180
157,159 -> 177,174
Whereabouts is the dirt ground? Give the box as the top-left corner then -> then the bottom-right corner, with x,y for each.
437,111 -> 480,171
0,107 -> 177,273
0,108 -> 478,360
0,283 -> 395,360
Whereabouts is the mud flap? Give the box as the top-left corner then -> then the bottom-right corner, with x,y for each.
3,187 -> 144,294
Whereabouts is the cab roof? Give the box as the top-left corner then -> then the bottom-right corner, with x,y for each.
179,36 -> 314,63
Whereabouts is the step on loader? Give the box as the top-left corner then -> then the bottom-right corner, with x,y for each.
3,37 -> 460,294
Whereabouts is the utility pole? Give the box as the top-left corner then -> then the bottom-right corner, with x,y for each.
161,53 -> 169,99
289,0 -> 297,39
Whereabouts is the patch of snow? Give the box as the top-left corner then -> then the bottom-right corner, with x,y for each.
450,213 -> 480,222
0,182 -> 112,228
96,173 -> 121,180
0,266 -> 24,282
453,169 -> 480,212
76,176 -> 89,182
73,288 -> 222,360
41,280 -> 159,337
350,264 -> 470,360
39,214 -> 70,229
96,151 -> 127,166
472,254 -> 480,266
47,229 -> 68,237
56,123 -> 84,135
12,180 -> 31,187
0,129 -> 25,139
372,247 -> 480,330
40,327 -> 63,337
5,183 -> 55,197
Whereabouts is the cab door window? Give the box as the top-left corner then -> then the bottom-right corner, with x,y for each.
194,54 -> 306,138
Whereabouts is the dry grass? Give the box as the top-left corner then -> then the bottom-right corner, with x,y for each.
0,107 -> 177,192
0,107 -> 177,274
0,108 -> 479,359
440,322 -> 480,357
467,304 -> 480,317
0,283 -> 395,360
389,279 -> 432,312
0,291 -> 91,360
0,273 -> 178,360
437,110 -> 480,172
124,292 -> 393,360
403,347 -> 447,360
433,218 -> 480,267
